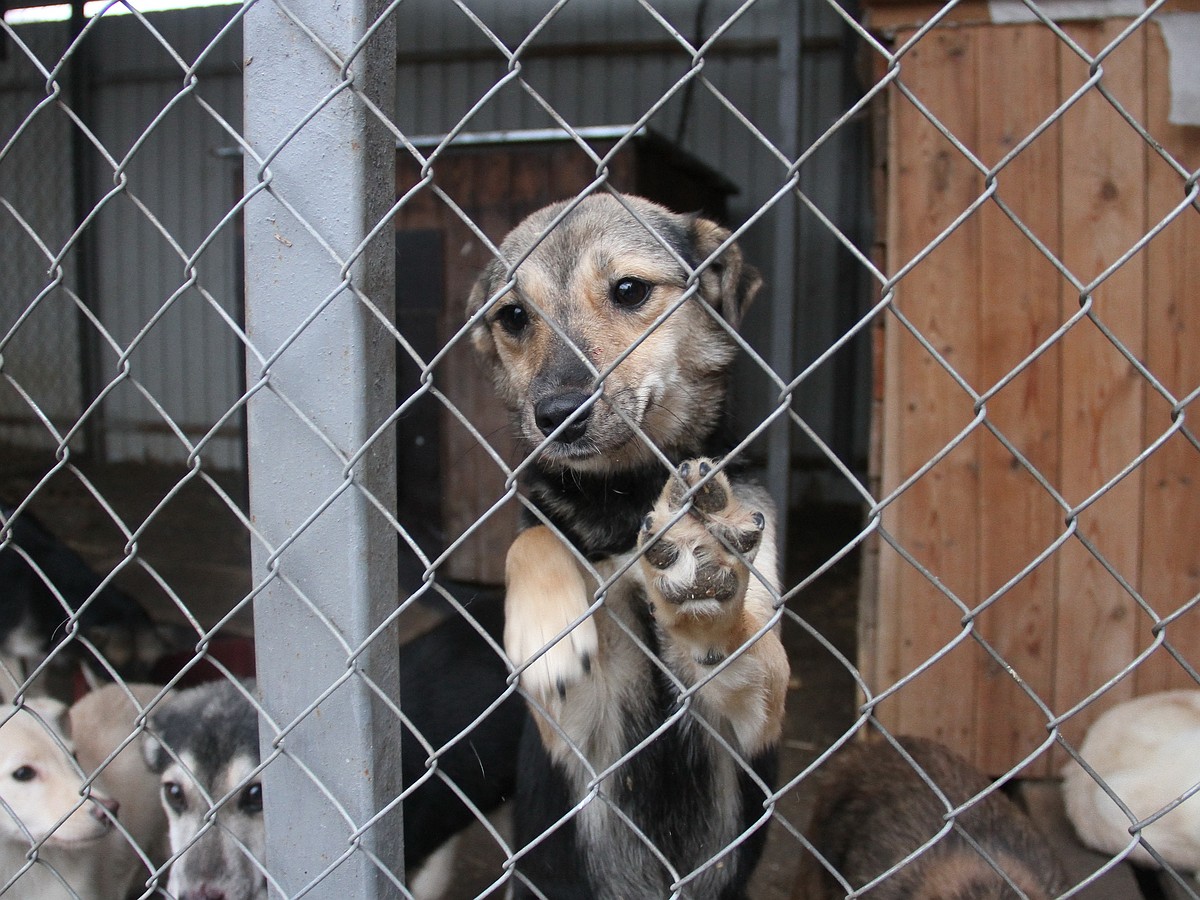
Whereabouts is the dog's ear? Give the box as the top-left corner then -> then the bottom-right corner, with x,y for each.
467,264 -> 501,372
689,216 -> 762,329
141,730 -> 167,773
27,696 -> 71,739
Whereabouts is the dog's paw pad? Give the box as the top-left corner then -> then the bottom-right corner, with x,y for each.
640,514 -> 680,570
659,560 -> 740,605
668,459 -> 729,514
711,512 -> 766,556
640,458 -> 770,618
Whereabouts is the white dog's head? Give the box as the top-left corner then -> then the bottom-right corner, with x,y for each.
0,698 -> 118,848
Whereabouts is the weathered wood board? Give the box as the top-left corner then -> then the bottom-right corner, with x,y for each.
867,18 -> 1200,777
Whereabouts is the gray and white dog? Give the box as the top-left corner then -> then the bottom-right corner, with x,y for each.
143,679 -> 265,900
143,603 -> 521,899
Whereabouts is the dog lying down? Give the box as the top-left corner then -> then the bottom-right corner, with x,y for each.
143,602 -> 522,900
468,193 -> 790,897
794,736 -> 1066,899
0,684 -> 167,900
1062,689 -> 1200,877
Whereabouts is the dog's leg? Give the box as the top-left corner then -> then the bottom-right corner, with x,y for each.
503,525 -> 599,730
638,459 -> 789,756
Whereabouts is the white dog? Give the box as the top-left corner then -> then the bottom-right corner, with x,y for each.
1063,689 -> 1200,875
0,697 -> 121,899
70,683 -> 171,895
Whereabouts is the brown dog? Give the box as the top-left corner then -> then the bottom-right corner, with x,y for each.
468,193 -> 789,898
794,736 -> 1066,899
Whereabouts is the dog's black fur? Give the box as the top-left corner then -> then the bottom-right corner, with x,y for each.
397,598 -> 524,868
514,459 -> 775,900
0,503 -> 162,685
513,644 -> 778,900
524,440 -> 738,559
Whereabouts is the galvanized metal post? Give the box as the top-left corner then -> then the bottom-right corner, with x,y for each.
243,3 -> 400,897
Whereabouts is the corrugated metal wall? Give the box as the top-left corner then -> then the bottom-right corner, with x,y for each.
0,0 -> 870,489
1,9 -> 245,469
0,44 -> 81,450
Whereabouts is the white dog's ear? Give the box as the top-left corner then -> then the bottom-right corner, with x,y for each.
26,696 -> 71,739
689,216 -> 762,329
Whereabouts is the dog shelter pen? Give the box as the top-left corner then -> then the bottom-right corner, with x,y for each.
1,0 -> 1199,896
242,1 -> 805,894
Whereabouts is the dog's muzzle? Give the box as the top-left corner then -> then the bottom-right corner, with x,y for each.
534,391 -> 592,443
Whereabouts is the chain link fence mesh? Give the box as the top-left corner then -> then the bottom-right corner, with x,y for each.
0,0 -> 1197,897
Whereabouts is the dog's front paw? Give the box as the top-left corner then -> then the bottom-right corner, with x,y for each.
503,526 -> 599,705
638,458 -> 766,621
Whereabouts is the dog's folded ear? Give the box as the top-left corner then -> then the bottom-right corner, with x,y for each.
27,696 -> 71,740
466,269 -> 498,364
466,265 -> 510,394
141,730 -> 167,773
688,216 -> 762,330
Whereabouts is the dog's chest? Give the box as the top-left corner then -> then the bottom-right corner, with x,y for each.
527,465 -> 668,557
555,588 -> 747,898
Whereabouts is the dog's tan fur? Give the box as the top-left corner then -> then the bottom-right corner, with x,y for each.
469,193 -> 788,897
0,699 -> 123,900
470,196 -> 756,475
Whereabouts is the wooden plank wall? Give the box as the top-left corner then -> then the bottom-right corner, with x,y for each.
870,18 -> 1200,777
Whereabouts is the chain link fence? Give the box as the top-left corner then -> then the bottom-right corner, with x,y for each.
1,0 -> 1197,898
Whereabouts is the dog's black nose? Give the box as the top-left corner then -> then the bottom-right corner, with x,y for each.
535,392 -> 592,442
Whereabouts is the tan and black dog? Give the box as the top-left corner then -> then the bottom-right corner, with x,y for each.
468,193 -> 790,899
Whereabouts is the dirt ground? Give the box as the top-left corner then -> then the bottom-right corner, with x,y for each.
0,445 -> 861,898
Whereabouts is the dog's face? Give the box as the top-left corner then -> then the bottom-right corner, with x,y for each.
144,681 -> 265,900
0,700 -> 116,846
468,194 -> 760,473
154,750 -> 265,900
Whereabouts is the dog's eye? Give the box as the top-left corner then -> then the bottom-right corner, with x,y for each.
495,303 -> 530,336
11,765 -> 35,782
240,782 -> 263,814
162,781 -> 186,813
611,277 -> 651,309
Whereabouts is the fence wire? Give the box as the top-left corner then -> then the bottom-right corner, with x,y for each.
0,0 -> 1197,898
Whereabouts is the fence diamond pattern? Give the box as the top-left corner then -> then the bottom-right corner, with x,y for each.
0,0 -> 1197,898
